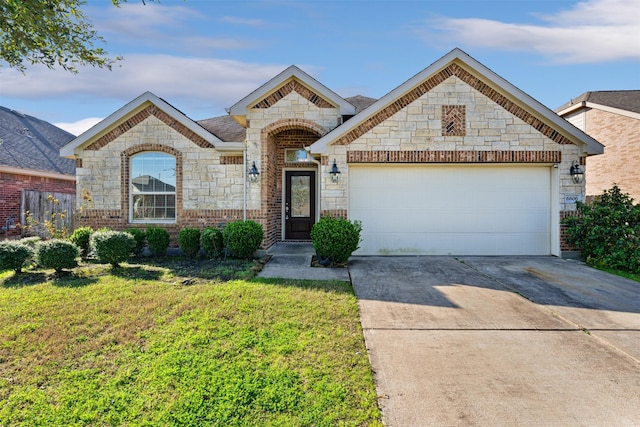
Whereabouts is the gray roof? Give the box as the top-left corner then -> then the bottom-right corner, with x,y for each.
196,94 -> 378,142
345,95 -> 378,114
0,106 -> 75,175
557,90 -> 640,114
197,115 -> 246,142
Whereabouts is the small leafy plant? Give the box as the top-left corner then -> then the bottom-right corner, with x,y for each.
146,226 -> 170,257
178,228 -> 201,258
223,220 -> 264,259
90,230 -> 136,267
35,239 -> 79,274
126,228 -> 147,255
311,217 -> 362,265
202,227 -> 224,259
0,241 -> 34,273
69,226 -> 94,258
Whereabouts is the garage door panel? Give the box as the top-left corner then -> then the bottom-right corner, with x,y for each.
349,165 -> 551,255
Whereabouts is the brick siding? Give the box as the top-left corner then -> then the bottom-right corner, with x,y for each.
0,172 -> 75,238
584,109 -> 640,201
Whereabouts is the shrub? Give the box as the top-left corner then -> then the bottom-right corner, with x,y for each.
69,226 -> 93,258
0,241 -> 34,273
202,227 -> 224,259
20,236 -> 41,248
178,227 -> 201,258
35,239 -> 79,274
564,185 -> 640,272
90,231 -> 136,267
223,220 -> 264,259
126,228 -> 147,255
311,217 -> 362,265
146,226 -> 170,257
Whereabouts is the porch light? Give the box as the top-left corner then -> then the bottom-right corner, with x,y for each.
329,159 -> 341,183
248,161 -> 260,183
569,160 -> 584,184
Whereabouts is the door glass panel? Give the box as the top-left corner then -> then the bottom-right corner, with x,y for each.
291,176 -> 310,217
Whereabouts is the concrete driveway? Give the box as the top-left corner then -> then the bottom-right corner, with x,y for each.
349,256 -> 640,426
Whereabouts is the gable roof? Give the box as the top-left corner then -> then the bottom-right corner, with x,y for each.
0,106 -> 75,176
309,48 -> 604,156
226,65 -> 356,126
60,92 -> 244,158
556,90 -> 640,119
197,115 -> 246,142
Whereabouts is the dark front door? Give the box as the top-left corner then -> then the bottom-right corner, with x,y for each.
285,170 -> 316,240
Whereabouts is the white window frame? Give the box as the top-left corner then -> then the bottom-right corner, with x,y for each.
129,152 -> 177,224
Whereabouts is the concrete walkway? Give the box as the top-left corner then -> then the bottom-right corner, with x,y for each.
257,242 -> 350,281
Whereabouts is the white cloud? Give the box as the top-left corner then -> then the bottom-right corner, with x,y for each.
54,118 -> 104,136
421,0 -> 640,63
1,55 -> 292,116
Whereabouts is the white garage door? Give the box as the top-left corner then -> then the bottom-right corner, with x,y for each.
349,164 -> 552,255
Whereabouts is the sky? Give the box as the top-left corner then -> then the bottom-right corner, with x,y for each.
0,0 -> 639,136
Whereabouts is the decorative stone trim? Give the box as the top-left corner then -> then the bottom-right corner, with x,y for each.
347,150 -> 561,163
86,105 -> 215,151
253,79 -> 334,109
320,209 -> 347,219
333,63 -> 574,146
220,155 -> 243,165
442,105 -> 466,136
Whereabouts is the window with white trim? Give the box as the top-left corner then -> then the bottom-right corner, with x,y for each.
130,152 -> 176,222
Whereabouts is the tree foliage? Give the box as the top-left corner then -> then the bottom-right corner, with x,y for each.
0,0 -> 151,73
564,185 -> 640,272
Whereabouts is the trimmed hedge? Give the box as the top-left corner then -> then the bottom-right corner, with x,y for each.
202,227 -> 224,259
178,228 -> 201,258
311,217 -> 362,265
223,220 -> 263,259
35,239 -> 79,273
126,228 -> 147,255
70,226 -> 93,258
91,231 -> 136,267
146,226 -> 170,257
0,241 -> 33,273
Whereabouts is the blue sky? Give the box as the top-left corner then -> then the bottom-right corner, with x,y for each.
1,0 -> 639,135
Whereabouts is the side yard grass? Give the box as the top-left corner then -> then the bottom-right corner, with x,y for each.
0,260 -> 382,426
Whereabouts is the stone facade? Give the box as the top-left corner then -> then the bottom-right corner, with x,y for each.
321,76 -> 585,215
64,50 -> 601,254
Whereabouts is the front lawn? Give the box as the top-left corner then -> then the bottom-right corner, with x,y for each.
0,260 -> 381,426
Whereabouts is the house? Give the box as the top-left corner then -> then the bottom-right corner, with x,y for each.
556,91 -> 640,201
0,106 -> 76,238
60,48 -> 603,257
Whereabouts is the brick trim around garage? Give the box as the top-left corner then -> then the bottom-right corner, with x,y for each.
347,150 -> 562,163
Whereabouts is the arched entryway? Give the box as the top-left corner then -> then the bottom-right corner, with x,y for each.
260,119 -> 325,247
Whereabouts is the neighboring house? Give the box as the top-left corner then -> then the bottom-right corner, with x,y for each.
61,48 -> 603,257
0,106 -> 76,238
556,91 -> 640,201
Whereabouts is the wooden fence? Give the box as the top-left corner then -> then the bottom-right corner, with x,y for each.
21,190 -> 76,238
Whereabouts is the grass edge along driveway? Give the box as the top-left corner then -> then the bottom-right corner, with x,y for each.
0,266 -> 382,426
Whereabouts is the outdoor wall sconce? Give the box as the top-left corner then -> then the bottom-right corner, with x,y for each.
329,159 -> 341,183
248,161 -> 260,183
569,160 -> 584,184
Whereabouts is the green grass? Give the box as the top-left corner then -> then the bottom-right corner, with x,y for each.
0,260 -> 381,426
